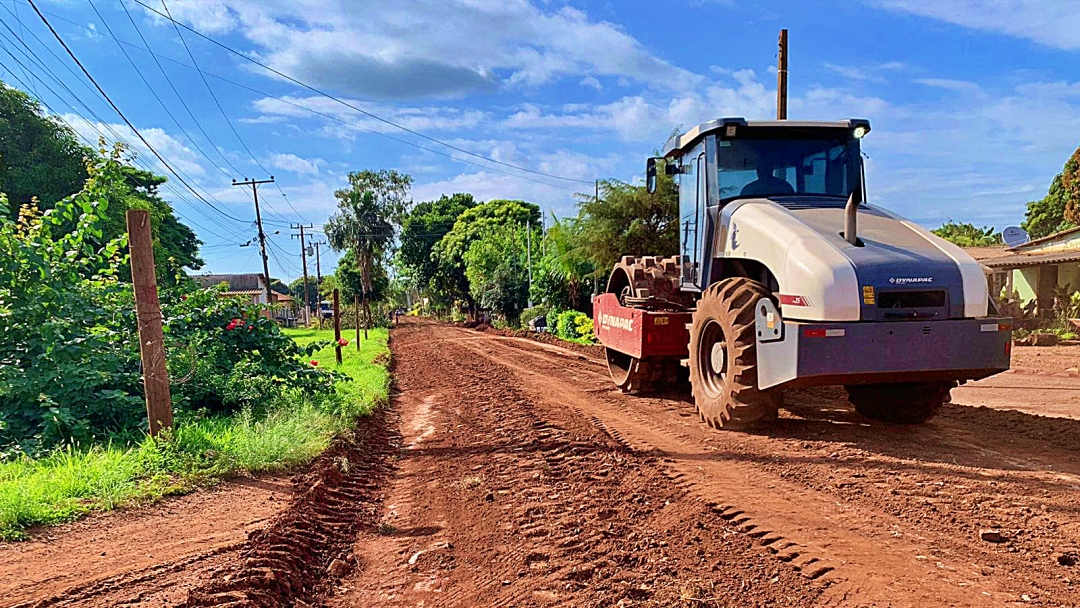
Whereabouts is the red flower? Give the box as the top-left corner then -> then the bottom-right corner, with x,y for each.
248,325 -> 254,330
338,338 -> 348,346
226,322 -> 236,330
181,295 -> 188,301
310,360 -> 319,366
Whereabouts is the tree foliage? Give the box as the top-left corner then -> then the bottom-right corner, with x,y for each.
931,221 -> 1003,247
325,169 -> 411,334
573,175 -> 678,281
433,199 -> 540,312
0,84 -> 87,208
397,193 -> 476,308
463,223 -> 537,323
0,84 -> 203,280
1022,146 -> 1080,239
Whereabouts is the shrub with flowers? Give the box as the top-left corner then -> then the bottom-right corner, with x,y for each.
0,153 -> 337,456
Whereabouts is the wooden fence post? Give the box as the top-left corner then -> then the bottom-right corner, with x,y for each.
354,293 -> 360,351
333,288 -> 343,364
126,210 -> 173,436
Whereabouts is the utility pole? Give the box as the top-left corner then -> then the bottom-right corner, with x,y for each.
333,288 -> 342,364
291,223 -> 313,326
126,210 -> 173,437
593,179 -> 601,297
233,177 -> 275,306
777,29 -> 788,120
312,240 -> 326,328
526,218 -> 533,308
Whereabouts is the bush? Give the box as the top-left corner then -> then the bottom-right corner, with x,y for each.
163,287 -> 336,417
0,153 -> 337,457
554,309 -> 595,342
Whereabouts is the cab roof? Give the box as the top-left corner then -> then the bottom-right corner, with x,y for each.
663,118 -> 871,158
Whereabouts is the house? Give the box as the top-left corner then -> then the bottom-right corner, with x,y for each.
190,273 -> 297,325
968,227 -> 1080,312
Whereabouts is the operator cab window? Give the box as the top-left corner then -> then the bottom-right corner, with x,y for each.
716,131 -> 860,206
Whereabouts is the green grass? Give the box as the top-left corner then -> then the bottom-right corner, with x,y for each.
0,328 -> 390,540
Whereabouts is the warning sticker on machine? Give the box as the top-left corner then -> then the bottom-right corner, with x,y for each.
654,317 -> 669,326
862,285 -> 875,305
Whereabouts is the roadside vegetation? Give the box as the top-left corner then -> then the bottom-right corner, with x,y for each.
0,328 -> 388,540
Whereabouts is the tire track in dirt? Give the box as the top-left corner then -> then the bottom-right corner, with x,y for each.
329,319 -> 824,607
180,408 -> 401,608
452,325 -> 1080,606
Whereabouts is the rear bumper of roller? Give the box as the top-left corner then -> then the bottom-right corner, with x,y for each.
756,312 -> 1013,389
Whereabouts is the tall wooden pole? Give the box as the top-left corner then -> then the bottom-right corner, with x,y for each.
333,288 -> 343,364
313,241 -> 325,329
126,210 -> 173,436
232,177 -> 275,307
354,293 -> 360,351
292,223 -> 312,326
777,29 -> 788,120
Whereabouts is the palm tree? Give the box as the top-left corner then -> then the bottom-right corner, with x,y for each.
324,170 -> 411,338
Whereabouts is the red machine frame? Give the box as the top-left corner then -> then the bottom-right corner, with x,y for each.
592,293 -> 692,359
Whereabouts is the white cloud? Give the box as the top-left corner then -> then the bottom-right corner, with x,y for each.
148,0 -> 699,99
580,76 -> 602,91
61,113 -> 207,177
873,0 -> 1080,51
914,78 -> 984,95
268,153 -> 322,176
249,95 -> 488,136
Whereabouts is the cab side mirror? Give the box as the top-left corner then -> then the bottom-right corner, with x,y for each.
646,157 -> 657,194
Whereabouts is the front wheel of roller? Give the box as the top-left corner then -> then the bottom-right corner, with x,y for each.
688,278 -> 781,428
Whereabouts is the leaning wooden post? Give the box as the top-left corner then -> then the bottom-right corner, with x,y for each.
333,288 -> 343,364
126,210 -> 173,436
354,293 -> 361,351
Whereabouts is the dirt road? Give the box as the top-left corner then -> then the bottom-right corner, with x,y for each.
325,320 -> 1080,607
4,318 -> 1079,607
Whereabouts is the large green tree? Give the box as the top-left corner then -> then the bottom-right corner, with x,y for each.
397,193 -> 476,310
530,214 -> 595,311
0,83 -> 202,280
1022,146 -> 1080,239
572,174 -> 678,285
463,223 -> 537,323
325,169 -> 411,337
0,84 -> 87,208
433,198 -> 540,316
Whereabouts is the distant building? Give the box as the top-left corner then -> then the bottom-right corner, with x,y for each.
967,226 -> 1080,311
189,273 -> 297,326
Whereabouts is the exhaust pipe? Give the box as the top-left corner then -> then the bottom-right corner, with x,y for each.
844,187 -> 862,246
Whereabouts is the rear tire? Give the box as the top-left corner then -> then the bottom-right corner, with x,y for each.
845,382 -> 952,423
688,278 -> 780,428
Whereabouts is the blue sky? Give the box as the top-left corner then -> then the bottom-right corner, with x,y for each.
5,0 -> 1080,281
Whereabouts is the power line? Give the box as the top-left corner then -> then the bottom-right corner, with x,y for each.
12,5 -> 585,193
25,0 -> 253,227
0,33 -> 243,243
131,0 -> 595,186
0,52 -> 242,246
85,0 -> 232,181
0,10 -> 248,236
158,0 -> 310,225
115,0 -> 241,176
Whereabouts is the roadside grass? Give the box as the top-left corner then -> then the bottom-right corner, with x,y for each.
0,328 -> 389,540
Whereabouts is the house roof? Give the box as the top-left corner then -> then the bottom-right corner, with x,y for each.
963,246 -> 1011,261
982,249 -> 1080,269
191,273 -> 264,292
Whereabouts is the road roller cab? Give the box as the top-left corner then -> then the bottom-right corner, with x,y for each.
595,117 -> 1012,428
